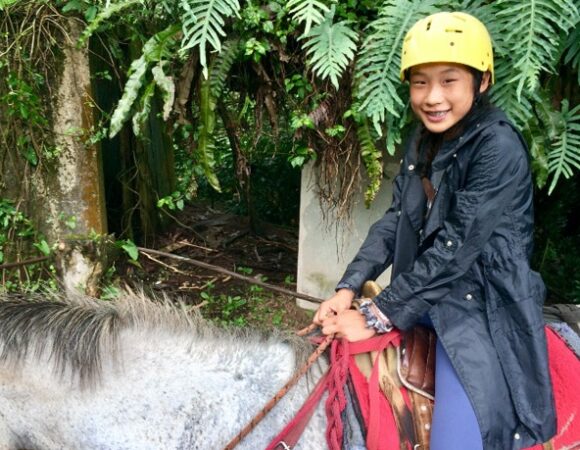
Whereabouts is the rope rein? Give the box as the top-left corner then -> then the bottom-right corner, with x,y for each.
222,324 -> 334,450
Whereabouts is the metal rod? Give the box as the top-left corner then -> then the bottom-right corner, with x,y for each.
137,247 -> 324,304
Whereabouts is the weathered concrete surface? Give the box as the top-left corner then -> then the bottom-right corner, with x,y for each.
297,157 -> 400,309
32,19 -> 107,294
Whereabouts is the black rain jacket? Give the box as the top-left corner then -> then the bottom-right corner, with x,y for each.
338,106 -> 556,449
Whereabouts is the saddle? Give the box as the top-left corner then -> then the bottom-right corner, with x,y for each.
352,282 -> 556,450
352,281 -> 436,450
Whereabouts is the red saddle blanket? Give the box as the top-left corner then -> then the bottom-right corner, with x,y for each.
526,327 -> 580,450
342,326 -> 580,450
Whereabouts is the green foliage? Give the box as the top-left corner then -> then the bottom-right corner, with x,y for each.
356,0 -> 439,132
0,0 -> 21,9
547,100 -> 580,194
0,198 -> 55,293
157,191 -> 186,211
288,145 -> 316,168
494,0 -> 578,100
116,239 -> 139,261
0,199 -> 34,264
287,0 -> 329,35
200,285 -> 249,326
179,0 -> 241,77
195,40 -> 240,193
109,24 -> 181,138
533,175 -> 580,303
563,25 -> 580,85
356,119 -> 383,207
302,7 -> 358,89
78,0 -> 143,45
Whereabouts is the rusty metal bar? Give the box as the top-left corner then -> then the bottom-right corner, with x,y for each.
0,256 -> 50,271
137,246 -> 324,304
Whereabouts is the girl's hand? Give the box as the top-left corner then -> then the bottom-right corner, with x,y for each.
313,288 -> 356,325
321,309 -> 376,342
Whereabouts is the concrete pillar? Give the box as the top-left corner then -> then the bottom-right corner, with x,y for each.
40,19 -> 107,294
296,157 -> 400,309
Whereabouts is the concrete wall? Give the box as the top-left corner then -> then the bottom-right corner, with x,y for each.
297,157 -> 400,309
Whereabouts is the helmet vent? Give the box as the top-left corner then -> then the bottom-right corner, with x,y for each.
426,21 -> 432,31
445,28 -> 463,33
450,42 -> 455,46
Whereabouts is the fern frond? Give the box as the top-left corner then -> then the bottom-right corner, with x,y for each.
547,100 -> 580,194
356,0 -> 439,132
489,61 -> 536,127
494,0 -> 579,100
179,0 -> 241,78
287,0 -> 330,35
209,39 -> 239,96
79,0 -> 143,45
302,8 -> 358,89
563,24 -> 580,85
109,25 -> 181,138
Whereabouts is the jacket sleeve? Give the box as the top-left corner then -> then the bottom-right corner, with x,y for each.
336,163 -> 405,295
375,127 -> 530,329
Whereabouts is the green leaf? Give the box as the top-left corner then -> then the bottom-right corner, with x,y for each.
287,0 -> 330,35
0,0 -> 20,9
109,25 -> 181,138
33,239 -> 51,256
179,0 -> 241,77
563,24 -> 580,85
302,7 -> 358,89
494,0 -> 579,100
356,0 -> 439,131
197,68 -> 222,192
547,100 -> 580,194
120,240 -> 139,261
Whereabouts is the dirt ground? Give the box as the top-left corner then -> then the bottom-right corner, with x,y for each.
125,202 -> 314,330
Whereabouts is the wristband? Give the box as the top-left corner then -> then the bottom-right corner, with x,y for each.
359,300 -> 393,334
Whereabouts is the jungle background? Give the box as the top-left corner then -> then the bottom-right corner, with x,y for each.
0,0 -> 579,329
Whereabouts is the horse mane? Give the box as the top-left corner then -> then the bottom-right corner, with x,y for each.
0,290 -> 311,388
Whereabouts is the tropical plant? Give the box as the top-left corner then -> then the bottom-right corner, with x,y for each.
79,0 -> 579,209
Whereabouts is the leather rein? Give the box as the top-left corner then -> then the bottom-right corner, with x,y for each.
222,323 -> 333,450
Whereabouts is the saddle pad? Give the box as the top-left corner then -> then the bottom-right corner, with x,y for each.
525,326 -> 580,450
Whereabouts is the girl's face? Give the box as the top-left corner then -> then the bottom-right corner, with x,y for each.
409,63 -> 490,133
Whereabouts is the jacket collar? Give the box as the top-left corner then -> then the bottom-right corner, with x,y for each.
431,105 -> 507,171
412,106 -> 509,242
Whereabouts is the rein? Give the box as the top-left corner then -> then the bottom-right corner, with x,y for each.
222,323 -> 334,450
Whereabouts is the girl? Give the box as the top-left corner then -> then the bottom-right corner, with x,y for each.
313,11 -> 556,450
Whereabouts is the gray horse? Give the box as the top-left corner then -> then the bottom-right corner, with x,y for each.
0,291 -> 328,450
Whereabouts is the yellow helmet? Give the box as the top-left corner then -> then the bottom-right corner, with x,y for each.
400,12 -> 494,83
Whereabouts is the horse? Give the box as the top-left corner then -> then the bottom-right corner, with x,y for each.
0,291 -> 328,449
0,291 -> 578,450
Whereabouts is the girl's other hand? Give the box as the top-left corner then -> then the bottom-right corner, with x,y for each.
321,309 -> 376,342
313,288 -> 356,325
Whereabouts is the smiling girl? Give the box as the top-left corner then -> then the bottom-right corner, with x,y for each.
313,11 -> 556,450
